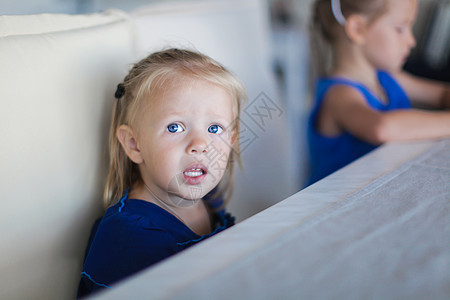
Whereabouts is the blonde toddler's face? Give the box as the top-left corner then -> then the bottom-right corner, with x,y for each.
134,76 -> 235,205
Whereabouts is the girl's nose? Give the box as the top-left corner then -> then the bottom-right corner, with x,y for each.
186,137 -> 208,154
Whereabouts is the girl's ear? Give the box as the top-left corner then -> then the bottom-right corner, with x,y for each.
116,125 -> 143,164
344,14 -> 368,44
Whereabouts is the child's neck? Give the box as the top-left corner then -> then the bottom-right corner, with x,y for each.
333,45 -> 376,82
332,46 -> 387,103
333,63 -> 377,86
131,183 -> 212,236
177,201 -> 212,236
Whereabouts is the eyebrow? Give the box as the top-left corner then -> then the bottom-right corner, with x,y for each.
164,110 -> 231,118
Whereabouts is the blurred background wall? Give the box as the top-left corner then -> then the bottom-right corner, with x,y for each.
3,0 -> 449,81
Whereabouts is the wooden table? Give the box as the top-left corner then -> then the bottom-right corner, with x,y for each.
94,138 -> 449,300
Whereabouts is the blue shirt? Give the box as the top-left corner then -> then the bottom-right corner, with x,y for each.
78,192 -> 234,297
307,70 -> 411,184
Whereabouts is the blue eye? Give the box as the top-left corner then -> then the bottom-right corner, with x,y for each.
167,123 -> 184,133
208,124 -> 224,134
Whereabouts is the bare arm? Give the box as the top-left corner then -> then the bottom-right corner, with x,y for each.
368,109 -> 450,142
395,71 -> 450,109
318,85 -> 450,145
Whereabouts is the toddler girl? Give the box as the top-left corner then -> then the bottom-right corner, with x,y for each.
78,48 -> 247,297
308,0 -> 450,184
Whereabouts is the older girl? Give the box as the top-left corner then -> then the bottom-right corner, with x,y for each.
308,0 -> 450,184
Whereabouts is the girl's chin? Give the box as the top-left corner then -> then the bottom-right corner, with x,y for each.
166,193 -> 202,207
166,186 -> 211,206
166,175 -> 219,204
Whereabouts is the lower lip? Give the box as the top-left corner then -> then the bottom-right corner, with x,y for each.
183,173 -> 207,185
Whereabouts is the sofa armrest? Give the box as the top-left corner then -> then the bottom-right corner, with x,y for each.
0,10 -> 135,299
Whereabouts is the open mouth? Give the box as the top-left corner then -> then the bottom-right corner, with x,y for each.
182,165 -> 207,184
184,168 -> 205,177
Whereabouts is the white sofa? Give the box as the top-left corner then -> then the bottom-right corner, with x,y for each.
0,1 -> 298,298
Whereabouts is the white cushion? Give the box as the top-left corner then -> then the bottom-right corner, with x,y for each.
0,9 -> 128,37
0,10 -> 135,299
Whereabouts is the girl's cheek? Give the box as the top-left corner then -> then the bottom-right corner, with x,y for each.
222,138 -> 234,153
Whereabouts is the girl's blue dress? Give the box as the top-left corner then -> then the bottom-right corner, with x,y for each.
307,70 -> 411,185
78,192 -> 234,298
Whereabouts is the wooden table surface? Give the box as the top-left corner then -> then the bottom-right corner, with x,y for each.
94,138 -> 450,300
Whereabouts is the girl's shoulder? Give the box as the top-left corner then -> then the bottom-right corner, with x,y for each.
315,75 -> 367,106
318,76 -> 363,87
316,70 -> 401,107
317,69 -> 395,90
315,75 -> 368,102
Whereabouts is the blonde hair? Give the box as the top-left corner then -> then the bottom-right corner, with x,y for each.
104,48 -> 247,208
309,0 -> 388,77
